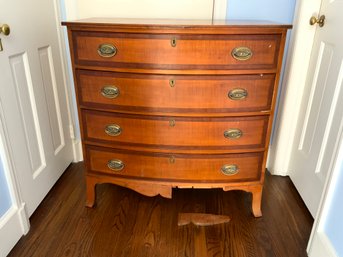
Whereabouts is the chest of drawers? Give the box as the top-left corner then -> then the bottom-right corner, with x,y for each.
63,18 -> 291,217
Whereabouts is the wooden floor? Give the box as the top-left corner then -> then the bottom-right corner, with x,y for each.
8,163 -> 313,257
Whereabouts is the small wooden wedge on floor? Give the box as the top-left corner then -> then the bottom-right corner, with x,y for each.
178,213 -> 231,226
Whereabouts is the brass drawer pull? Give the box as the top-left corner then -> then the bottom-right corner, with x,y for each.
224,129 -> 243,139
105,124 -> 122,136
221,164 -> 239,176
98,43 -> 117,58
231,46 -> 253,61
107,159 -> 124,171
228,88 -> 247,100
101,85 -> 120,99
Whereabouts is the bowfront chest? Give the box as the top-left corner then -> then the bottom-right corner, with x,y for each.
63,18 -> 291,217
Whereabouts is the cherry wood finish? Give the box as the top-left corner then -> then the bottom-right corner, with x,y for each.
63,19 -> 291,217
77,70 -> 276,113
83,110 -> 269,149
73,32 -> 280,70
87,146 -> 263,182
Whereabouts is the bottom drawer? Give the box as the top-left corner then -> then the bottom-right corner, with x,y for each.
86,146 -> 263,183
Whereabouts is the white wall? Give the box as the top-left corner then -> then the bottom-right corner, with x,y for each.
74,0 -> 214,20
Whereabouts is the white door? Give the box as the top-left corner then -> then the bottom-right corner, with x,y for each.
0,0 -> 74,216
288,0 -> 343,217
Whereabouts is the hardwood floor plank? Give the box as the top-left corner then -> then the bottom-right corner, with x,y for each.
7,163 -> 313,257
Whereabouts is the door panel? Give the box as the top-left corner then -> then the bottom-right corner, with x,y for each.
0,0 -> 73,217
38,46 -> 65,154
289,0 -> 343,217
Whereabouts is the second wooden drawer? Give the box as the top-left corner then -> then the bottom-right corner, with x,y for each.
77,70 -> 275,113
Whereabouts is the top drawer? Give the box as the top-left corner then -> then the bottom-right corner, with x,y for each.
72,32 -> 281,71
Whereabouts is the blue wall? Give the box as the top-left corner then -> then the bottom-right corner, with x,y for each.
226,0 -> 296,146
226,0 -> 296,23
324,152 -> 343,256
0,154 -> 12,216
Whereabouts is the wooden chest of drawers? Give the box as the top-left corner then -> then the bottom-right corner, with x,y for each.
63,18 -> 291,217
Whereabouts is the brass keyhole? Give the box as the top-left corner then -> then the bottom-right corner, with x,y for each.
171,37 -> 177,47
169,156 -> 175,164
169,79 -> 176,87
169,119 -> 176,127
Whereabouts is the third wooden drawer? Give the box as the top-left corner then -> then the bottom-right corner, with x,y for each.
82,110 -> 269,150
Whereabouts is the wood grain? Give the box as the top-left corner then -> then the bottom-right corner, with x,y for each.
74,32 -> 281,70
8,163 -> 312,257
77,70 -> 275,113
86,146 -> 263,182
82,110 -> 269,150
63,20 -> 291,217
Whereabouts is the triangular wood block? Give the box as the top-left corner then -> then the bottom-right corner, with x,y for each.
178,213 -> 231,226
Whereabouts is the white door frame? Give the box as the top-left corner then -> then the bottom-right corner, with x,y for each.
307,124 -> 343,257
0,106 -> 30,257
213,0 -> 227,19
267,0 -> 322,175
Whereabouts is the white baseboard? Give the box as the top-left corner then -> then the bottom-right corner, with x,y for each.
308,232 -> 338,257
72,139 -> 83,162
0,205 -> 28,257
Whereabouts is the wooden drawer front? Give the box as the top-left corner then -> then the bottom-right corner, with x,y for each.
83,110 -> 268,150
77,70 -> 275,113
87,146 -> 263,182
73,32 -> 281,70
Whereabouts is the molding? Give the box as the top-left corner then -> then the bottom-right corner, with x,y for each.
17,203 -> 30,234
72,139 -> 83,162
308,232 -> 338,257
54,0 -> 82,163
267,0 -> 322,175
212,0 -> 227,20
307,125 -> 343,256
0,206 -> 27,257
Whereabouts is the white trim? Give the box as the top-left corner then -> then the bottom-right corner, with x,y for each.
72,139 -> 83,162
309,232 -> 338,257
213,0 -> 227,20
307,121 -> 343,257
267,0 -> 322,175
0,206 -> 27,257
53,0 -> 82,163
0,91 -> 30,257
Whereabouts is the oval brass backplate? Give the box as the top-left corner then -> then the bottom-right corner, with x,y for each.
231,46 -> 252,61
101,86 -> 120,99
228,88 -> 248,100
107,159 -> 124,171
98,43 -> 117,58
224,129 -> 242,139
221,164 -> 239,176
105,124 -> 122,136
